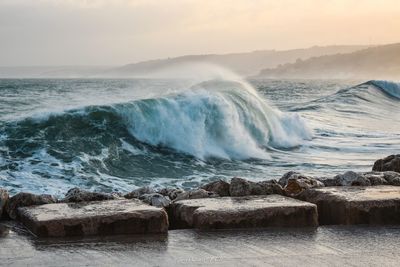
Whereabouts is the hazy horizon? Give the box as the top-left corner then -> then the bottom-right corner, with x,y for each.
1,0 -> 399,66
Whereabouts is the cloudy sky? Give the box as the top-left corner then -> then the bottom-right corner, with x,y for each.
0,0 -> 399,66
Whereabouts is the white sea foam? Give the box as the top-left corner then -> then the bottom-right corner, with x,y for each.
117,78 -> 312,160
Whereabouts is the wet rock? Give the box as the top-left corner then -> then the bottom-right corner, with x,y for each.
258,180 -> 284,195
229,177 -> 284,197
373,154 -> 400,173
170,195 -> 318,229
333,171 -> 371,186
382,171 -> 400,186
229,177 -> 253,196
0,188 -> 9,218
284,177 -> 324,196
6,193 -> 57,220
279,172 -> 324,196
157,188 -> 184,200
279,171 -> 300,187
321,178 -> 337,187
362,172 -> 389,185
174,189 -> 218,202
124,187 -> 155,199
63,188 -> 115,203
0,224 -> 10,237
139,193 -> 171,208
18,199 -> 168,237
298,186 -> 400,225
201,180 -> 230,197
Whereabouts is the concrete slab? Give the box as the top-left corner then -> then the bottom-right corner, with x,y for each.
298,186 -> 400,225
170,195 -> 318,229
17,199 -> 169,237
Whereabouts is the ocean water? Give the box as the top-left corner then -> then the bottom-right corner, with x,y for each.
0,76 -> 399,196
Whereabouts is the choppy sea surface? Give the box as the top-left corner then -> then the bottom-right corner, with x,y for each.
0,76 -> 399,196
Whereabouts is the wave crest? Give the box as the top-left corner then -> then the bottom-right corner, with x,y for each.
118,80 -> 312,159
366,80 -> 400,99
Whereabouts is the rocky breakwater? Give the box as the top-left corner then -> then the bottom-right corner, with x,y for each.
2,154 -> 400,237
169,178 -> 318,229
296,162 -> 400,225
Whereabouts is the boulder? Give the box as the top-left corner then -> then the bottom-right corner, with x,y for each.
157,188 -> 185,200
17,199 -> 168,237
0,189 -> 9,218
362,172 -> 389,185
229,177 -> 284,197
373,155 -> 400,173
382,171 -> 400,186
284,177 -> 324,196
6,193 -> 57,220
298,186 -> 400,225
279,171 -> 300,187
63,188 -> 116,203
201,180 -> 230,197
139,193 -> 171,208
170,195 -> 318,229
331,171 -> 371,186
124,186 -> 155,199
278,172 -> 324,196
257,180 -> 284,195
174,189 -> 218,202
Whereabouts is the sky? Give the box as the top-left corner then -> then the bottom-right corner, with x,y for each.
0,0 -> 399,66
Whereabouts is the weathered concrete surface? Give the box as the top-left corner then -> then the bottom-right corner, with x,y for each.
298,186 -> 400,225
6,192 -> 57,219
170,195 -> 318,229
17,199 -> 169,237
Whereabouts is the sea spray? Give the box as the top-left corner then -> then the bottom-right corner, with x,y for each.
118,79 -> 312,160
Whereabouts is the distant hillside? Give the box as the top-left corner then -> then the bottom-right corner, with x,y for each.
256,43 -> 400,79
105,45 -> 368,77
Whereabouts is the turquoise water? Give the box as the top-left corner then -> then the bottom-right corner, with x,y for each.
0,78 -> 399,196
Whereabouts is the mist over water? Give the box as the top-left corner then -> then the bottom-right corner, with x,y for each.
0,67 -> 399,196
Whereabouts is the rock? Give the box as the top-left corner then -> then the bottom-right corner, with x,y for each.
0,188 -> 9,218
6,193 -> 57,220
229,177 -> 284,197
284,177 -> 324,196
362,172 -> 389,185
63,188 -> 115,203
170,195 -> 318,229
139,193 -> 171,208
382,171 -> 400,186
278,171 -> 300,187
298,186 -> 400,225
17,199 -> 169,237
332,171 -> 371,186
124,186 -> 155,199
373,154 -> 400,173
321,178 -> 337,187
157,188 -> 184,200
0,224 -> 10,237
201,180 -> 230,197
278,172 -> 324,196
174,189 -> 218,202
257,180 -> 284,195
229,177 -> 253,196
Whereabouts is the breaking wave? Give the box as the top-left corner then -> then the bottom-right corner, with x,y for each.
1,80 -> 312,163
